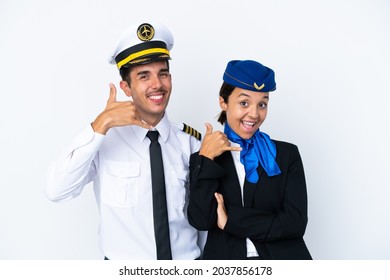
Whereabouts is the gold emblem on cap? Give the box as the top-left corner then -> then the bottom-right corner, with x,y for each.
254,83 -> 265,90
137,23 -> 155,41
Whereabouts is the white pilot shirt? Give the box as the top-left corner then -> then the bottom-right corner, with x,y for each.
44,113 -> 203,259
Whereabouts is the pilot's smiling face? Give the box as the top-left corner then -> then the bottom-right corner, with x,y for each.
123,61 -> 172,127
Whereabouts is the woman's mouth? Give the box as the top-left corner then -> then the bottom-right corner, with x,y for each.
241,121 -> 256,129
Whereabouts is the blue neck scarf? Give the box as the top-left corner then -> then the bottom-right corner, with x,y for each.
224,122 -> 281,183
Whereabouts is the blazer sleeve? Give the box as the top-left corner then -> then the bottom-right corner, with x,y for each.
187,152 -> 226,230
224,144 -> 309,242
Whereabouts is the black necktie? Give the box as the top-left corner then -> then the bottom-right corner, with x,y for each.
146,131 -> 172,260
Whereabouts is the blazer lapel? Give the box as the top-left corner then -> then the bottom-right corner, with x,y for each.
216,152 -> 243,205
243,165 -> 265,208
216,152 -> 266,208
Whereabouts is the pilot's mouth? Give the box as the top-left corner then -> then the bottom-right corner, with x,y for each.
148,93 -> 165,103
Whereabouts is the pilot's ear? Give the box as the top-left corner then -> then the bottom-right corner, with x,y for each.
120,80 -> 132,97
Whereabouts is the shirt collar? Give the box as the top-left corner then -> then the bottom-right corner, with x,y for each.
132,113 -> 170,143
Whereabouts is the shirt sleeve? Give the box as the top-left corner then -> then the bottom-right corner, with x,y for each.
44,124 -> 105,202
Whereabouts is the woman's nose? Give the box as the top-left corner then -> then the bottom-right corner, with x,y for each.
247,105 -> 259,118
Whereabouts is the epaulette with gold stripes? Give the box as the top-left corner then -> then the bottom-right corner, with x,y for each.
181,123 -> 202,141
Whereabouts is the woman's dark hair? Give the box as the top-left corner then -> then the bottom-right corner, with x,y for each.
119,60 -> 170,85
217,82 -> 235,125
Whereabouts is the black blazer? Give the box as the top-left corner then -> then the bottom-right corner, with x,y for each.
188,140 -> 312,260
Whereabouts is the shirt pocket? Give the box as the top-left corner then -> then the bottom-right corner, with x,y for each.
170,165 -> 189,210
101,161 -> 140,208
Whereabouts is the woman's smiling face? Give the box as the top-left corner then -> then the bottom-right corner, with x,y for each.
220,87 -> 269,139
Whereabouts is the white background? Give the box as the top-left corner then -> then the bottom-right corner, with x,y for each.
1,0 -> 389,260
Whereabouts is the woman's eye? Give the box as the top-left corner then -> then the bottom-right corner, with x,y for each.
240,101 -> 248,106
259,103 -> 267,108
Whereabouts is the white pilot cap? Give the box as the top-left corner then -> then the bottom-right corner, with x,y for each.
108,21 -> 174,70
